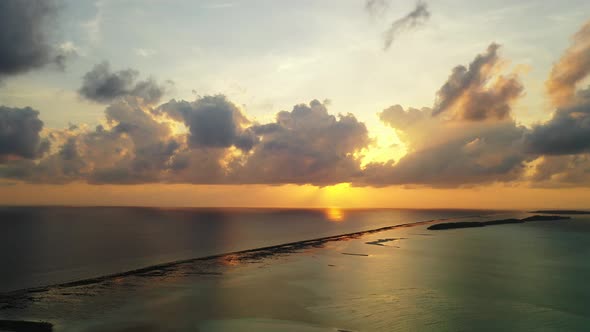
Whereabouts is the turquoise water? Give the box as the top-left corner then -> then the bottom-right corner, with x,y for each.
1,209 -> 589,331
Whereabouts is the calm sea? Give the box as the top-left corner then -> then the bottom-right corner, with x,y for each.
2,207 -> 590,331
0,207 -> 487,292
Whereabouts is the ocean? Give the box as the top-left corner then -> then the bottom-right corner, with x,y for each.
1,207 -> 589,331
0,207 -> 484,292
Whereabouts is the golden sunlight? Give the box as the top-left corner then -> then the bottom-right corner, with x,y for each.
320,182 -> 353,207
359,121 -> 405,167
324,207 -> 345,222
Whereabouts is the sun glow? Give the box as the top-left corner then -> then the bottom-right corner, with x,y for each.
359,121 -> 406,167
324,182 -> 351,195
325,207 -> 345,222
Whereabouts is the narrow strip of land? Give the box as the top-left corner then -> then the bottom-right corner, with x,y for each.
427,215 -> 570,230
529,210 -> 590,215
0,320 -> 52,332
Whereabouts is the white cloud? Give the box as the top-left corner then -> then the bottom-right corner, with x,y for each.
135,48 -> 156,58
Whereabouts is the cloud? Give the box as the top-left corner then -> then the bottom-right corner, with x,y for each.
529,154 -> 590,187
0,0 -> 65,78
79,62 -> 166,104
361,106 -> 529,187
378,104 -> 437,147
0,106 -> 49,162
525,21 -> 590,157
135,48 -> 156,57
87,99 -> 179,184
383,1 -> 430,50
79,62 -> 137,102
7,25 -> 590,188
357,43 -> 530,187
0,44 -> 528,188
432,43 -> 524,121
525,87 -> 590,155
232,100 -> 370,185
546,21 -> 590,107
156,95 -> 256,151
1,97 -> 181,184
1,97 -> 369,186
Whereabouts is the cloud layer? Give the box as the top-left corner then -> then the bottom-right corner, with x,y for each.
522,20 -> 590,185
3,19 -> 590,188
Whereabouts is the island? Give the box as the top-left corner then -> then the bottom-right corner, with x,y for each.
0,320 -> 52,332
428,215 -> 571,230
529,210 -> 590,215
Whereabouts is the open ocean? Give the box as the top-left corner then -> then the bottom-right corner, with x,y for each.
1,207 -> 590,331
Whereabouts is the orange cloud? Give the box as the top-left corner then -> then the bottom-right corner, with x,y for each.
546,21 -> 590,107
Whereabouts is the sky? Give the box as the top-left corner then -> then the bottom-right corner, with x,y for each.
1,0 -> 590,209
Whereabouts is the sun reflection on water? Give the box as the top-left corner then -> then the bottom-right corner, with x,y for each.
325,207 -> 345,222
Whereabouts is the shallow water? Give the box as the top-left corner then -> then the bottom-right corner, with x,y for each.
2,209 -> 589,331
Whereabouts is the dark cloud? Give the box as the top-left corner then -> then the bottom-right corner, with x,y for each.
383,1 -> 430,50
232,100 -> 370,185
432,43 -> 523,121
79,62 -> 137,103
546,21 -> 590,108
525,88 -> 590,155
156,95 -> 255,151
13,97 -> 367,186
1,98 -> 180,184
0,0 -> 63,78
1,96 -> 241,185
79,62 -> 166,104
0,107 -> 49,161
525,21 -> 590,157
132,78 -> 167,105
